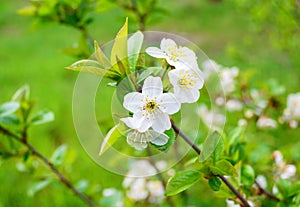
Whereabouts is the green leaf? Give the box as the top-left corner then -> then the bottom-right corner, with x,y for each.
29,110 -> 54,125
210,160 -> 237,177
200,131 -> 223,163
241,165 -> 255,186
227,126 -> 245,146
51,144 -> 67,166
27,179 -> 52,197
0,114 -> 20,125
12,85 -> 30,102
17,5 -> 36,16
110,18 -> 129,75
76,179 -> 89,193
151,128 -> 176,152
23,150 -> 31,162
208,176 -> 222,191
128,31 -> 144,72
166,169 -> 201,196
136,67 -> 162,84
0,102 -> 20,117
276,179 -> 292,198
99,124 -> 124,156
94,40 -> 111,68
289,181 -> 300,196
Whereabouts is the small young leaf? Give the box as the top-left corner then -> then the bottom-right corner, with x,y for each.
227,126 -> 245,146
99,124 -> 123,156
27,179 -> 52,197
110,18 -> 129,75
76,179 -> 89,193
241,165 -> 255,186
0,114 -> 20,125
29,110 -> 54,125
66,59 -> 120,80
128,31 -> 144,72
137,67 -> 162,84
23,150 -> 31,162
94,40 -> 111,68
165,169 -> 201,196
0,102 -> 20,117
51,144 -> 67,166
200,131 -> 222,162
210,160 -> 237,177
208,176 -> 222,191
12,85 -> 30,102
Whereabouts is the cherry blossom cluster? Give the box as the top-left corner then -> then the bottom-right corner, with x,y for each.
121,38 -> 204,150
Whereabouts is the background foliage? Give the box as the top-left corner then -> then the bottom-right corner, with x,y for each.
0,0 -> 299,206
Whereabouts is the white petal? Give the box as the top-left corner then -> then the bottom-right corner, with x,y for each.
148,130 -> 169,146
120,117 -> 138,129
142,76 -> 163,97
179,46 -> 197,59
174,87 -> 200,103
152,112 -> 171,133
168,69 -> 180,86
145,47 -> 167,59
127,131 -> 147,150
123,92 -> 144,113
160,38 -> 177,52
134,112 -> 152,132
159,93 -> 181,114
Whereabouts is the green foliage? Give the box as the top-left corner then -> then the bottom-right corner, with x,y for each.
208,176 -> 222,191
229,0 -> 300,53
200,131 -> 223,163
127,31 -> 144,72
151,128 -> 176,152
51,144 -> 67,166
99,124 -> 125,156
27,179 -> 53,197
29,110 -> 55,126
240,164 -> 255,186
210,160 -> 238,177
165,169 -> 201,196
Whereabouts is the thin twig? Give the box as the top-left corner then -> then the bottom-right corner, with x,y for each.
171,122 -> 251,207
171,121 -> 201,154
0,126 -> 96,207
255,180 -> 281,202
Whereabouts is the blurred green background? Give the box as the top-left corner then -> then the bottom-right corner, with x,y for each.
1,0 -> 299,206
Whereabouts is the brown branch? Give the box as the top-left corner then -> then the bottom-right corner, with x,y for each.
0,126 -> 96,207
171,122 -> 251,207
255,180 -> 281,202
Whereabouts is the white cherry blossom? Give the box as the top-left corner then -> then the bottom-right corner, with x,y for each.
123,76 -> 180,133
121,116 -> 169,150
282,93 -> 300,125
168,67 -> 204,103
257,116 -> 277,129
146,38 -> 198,69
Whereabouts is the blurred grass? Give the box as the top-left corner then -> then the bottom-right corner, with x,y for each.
0,0 -> 299,206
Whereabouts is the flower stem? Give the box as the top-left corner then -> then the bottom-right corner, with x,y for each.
0,126 -> 96,207
171,121 -> 251,207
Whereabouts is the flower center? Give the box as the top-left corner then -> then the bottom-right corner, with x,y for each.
177,70 -> 197,89
167,46 -> 185,61
144,101 -> 157,111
